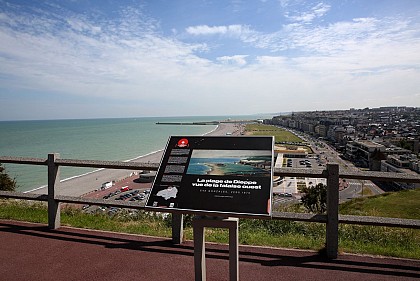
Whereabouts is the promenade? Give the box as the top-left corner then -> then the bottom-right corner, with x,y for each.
0,220 -> 419,281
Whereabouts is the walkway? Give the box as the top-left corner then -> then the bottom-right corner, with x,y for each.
0,220 -> 418,280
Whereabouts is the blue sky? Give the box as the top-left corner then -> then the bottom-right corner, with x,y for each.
0,0 -> 419,120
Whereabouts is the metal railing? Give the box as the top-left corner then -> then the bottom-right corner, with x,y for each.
1,154 -> 420,259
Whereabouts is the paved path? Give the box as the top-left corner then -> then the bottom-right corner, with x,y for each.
0,220 -> 419,281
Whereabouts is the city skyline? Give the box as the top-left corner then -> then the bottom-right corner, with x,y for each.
1,0 -> 420,121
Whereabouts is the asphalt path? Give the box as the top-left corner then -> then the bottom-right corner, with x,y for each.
31,123 -> 242,197
1,220 -> 419,281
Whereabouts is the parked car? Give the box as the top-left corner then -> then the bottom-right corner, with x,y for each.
120,186 -> 130,192
101,181 -> 112,190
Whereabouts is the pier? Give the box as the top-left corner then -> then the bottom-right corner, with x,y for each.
156,120 -> 258,125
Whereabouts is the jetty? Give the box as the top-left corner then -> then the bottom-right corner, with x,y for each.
156,120 -> 258,125
156,121 -> 220,125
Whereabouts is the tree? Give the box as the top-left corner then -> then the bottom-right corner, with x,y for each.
399,139 -> 412,151
0,163 -> 17,191
300,183 -> 327,214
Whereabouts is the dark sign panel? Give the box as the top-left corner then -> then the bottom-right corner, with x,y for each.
145,136 -> 274,217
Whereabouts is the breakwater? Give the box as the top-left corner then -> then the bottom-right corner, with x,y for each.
156,120 -> 257,125
156,121 -> 220,125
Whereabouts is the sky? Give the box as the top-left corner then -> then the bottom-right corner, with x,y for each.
0,0 -> 420,120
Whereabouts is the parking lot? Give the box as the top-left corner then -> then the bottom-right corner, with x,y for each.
272,154 -> 327,204
77,154 -> 328,212
79,174 -> 153,215
285,156 -> 324,169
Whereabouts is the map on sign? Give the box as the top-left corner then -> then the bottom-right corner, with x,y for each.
156,186 -> 178,200
145,136 -> 274,218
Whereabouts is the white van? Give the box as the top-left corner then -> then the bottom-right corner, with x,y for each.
101,181 -> 113,190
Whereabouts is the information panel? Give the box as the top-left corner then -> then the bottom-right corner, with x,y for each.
145,136 -> 274,217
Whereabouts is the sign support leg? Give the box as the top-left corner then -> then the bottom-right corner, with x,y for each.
193,216 -> 239,281
193,218 -> 206,281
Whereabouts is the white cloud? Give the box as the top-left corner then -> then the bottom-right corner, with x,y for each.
185,24 -> 250,37
186,25 -> 229,35
0,8 -> 213,102
67,18 -> 101,34
0,2 -> 419,120
217,55 -> 248,66
255,56 -> 288,66
312,3 -> 330,18
285,2 -> 331,23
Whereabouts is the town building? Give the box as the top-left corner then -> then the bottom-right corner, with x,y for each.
266,106 -> 420,177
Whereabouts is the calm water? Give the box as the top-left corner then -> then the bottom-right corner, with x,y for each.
0,115 -> 260,192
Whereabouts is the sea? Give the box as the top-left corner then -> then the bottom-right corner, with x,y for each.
0,115 -> 269,192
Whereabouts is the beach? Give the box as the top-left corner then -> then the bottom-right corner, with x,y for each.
32,122 -> 244,197
204,163 -> 226,176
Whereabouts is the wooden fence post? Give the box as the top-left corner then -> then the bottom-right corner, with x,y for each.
326,163 -> 339,259
48,153 -> 61,229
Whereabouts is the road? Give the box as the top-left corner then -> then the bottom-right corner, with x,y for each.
285,129 -> 384,202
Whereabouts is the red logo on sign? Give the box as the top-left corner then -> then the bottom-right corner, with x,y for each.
177,138 -> 189,148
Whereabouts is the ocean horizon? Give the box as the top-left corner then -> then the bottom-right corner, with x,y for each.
0,115 -> 271,192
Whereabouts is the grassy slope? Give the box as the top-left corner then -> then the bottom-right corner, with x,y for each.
337,189 -> 420,258
1,191 -> 419,259
245,124 -> 303,143
340,189 -> 420,219
0,200 -> 172,237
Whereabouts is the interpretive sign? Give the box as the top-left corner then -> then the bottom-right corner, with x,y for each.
145,136 -> 274,217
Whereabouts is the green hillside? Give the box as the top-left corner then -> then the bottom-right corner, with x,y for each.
245,124 -> 303,143
0,188 -> 419,259
336,189 -> 420,258
339,188 -> 420,219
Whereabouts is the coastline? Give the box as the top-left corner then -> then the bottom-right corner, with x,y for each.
31,122 -> 243,197
25,148 -> 167,194
205,163 -> 226,176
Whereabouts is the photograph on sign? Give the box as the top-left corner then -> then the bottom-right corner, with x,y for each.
187,150 -> 271,177
145,136 -> 274,217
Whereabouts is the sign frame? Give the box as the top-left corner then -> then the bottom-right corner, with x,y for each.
145,136 -> 274,219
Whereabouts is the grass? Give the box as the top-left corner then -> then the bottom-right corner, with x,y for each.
1,192 -> 419,259
0,200 -> 48,223
359,185 -> 375,197
245,124 -> 303,143
336,189 -> 420,258
339,188 -> 420,219
63,207 -> 173,237
338,225 -> 419,258
0,200 -> 172,238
